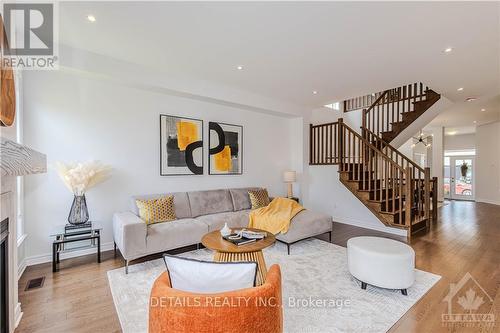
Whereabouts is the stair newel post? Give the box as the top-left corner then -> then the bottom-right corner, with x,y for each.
405,167 -> 413,231
309,123 -> 313,165
362,109 -> 367,140
424,167 -> 431,228
338,118 -> 344,171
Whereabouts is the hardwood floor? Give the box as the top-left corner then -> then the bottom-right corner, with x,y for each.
17,201 -> 499,332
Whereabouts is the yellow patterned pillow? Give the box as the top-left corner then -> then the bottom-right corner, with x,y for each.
248,189 -> 270,209
136,196 -> 176,225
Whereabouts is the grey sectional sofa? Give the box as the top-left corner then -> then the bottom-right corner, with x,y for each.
112,188 -> 332,273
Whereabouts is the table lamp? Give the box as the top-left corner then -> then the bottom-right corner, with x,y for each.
283,170 -> 296,198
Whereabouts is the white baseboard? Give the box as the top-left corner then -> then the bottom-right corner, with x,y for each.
333,216 -> 408,237
18,258 -> 27,279
25,242 -> 114,267
475,198 -> 500,206
14,302 -> 23,329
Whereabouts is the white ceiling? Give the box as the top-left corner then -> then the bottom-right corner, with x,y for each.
59,2 -> 499,115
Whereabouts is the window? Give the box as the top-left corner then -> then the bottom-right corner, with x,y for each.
324,102 -> 340,111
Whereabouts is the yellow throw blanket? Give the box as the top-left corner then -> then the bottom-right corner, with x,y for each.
248,197 -> 305,235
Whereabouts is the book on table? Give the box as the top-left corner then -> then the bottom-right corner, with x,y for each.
223,234 -> 257,246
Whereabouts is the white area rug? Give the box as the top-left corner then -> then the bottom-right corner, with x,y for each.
108,239 -> 440,333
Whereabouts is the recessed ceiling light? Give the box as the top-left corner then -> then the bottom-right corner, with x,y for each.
447,131 -> 457,136
236,65 -> 244,70
444,47 -> 453,53
466,97 -> 477,102
473,120 -> 477,124
481,108 -> 486,112
312,91 -> 318,95
457,87 -> 464,91
87,15 -> 96,22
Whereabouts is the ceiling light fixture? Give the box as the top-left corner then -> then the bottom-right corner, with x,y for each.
473,121 -> 477,124
312,91 -> 318,95
481,108 -> 486,112
466,97 -> 477,102
457,87 -> 464,91
412,130 -> 432,148
236,65 -> 244,70
87,15 -> 96,22
447,131 -> 457,136
444,47 -> 453,53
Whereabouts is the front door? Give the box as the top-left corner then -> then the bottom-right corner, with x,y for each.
444,156 -> 474,200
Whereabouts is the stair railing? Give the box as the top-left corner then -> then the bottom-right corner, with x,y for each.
339,119 -> 416,227
309,122 -> 340,165
364,127 -> 436,221
362,83 -> 429,138
309,119 -> 432,229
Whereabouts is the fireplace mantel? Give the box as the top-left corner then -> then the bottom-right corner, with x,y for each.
0,137 -> 46,176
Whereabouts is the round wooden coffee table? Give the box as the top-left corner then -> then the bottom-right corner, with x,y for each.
201,228 -> 276,286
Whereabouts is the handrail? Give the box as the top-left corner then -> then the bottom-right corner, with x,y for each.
309,117 -> 433,230
363,127 -> 425,174
363,90 -> 389,115
363,83 -> 430,139
340,120 -> 405,172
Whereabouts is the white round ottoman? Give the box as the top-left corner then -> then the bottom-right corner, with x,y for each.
347,236 -> 415,295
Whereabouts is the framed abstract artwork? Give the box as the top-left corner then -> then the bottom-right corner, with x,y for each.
160,115 -> 203,176
209,122 -> 243,175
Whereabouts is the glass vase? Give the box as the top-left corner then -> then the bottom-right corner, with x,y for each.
68,194 -> 89,225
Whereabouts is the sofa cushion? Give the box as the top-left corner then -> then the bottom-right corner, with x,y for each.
187,189 -> 234,217
229,187 -> 261,211
275,210 -> 332,244
135,195 -> 176,225
131,192 -> 191,219
248,189 -> 271,209
196,210 -> 251,232
146,218 -> 208,254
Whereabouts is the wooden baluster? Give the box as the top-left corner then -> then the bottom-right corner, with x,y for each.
314,127 -> 319,164
368,146 -> 372,192
338,119 -> 344,170
329,125 -> 332,164
402,85 -> 406,116
432,176 -> 438,221
405,167 -> 413,228
384,160 -> 388,211
398,169 -> 402,224
382,97 -> 385,134
407,84 -> 411,114
309,124 -> 313,164
334,123 -> 338,164
361,135 -> 366,187
424,168 -> 430,227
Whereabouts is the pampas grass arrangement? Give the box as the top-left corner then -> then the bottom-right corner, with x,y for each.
55,161 -> 112,196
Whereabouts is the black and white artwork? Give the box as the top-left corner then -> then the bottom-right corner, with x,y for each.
160,115 -> 203,175
209,122 -> 243,175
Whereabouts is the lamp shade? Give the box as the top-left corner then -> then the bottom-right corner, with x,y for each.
283,170 -> 296,183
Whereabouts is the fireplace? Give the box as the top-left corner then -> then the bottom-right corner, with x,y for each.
1,218 -> 8,333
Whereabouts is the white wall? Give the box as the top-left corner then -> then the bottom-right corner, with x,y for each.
475,122 -> 500,205
427,127 -> 445,201
22,69 -> 297,261
444,133 -> 475,151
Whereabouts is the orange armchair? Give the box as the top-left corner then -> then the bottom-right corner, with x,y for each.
149,264 -> 283,333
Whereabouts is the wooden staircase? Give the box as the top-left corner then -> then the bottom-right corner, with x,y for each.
309,83 -> 439,238
362,83 -> 440,143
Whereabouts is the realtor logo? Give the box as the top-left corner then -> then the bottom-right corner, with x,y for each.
442,272 -> 495,328
1,2 -> 58,69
